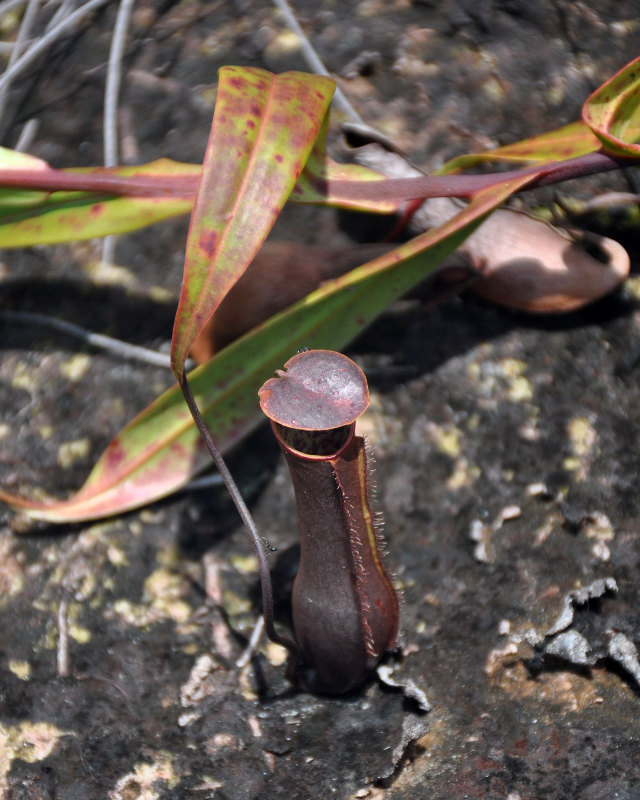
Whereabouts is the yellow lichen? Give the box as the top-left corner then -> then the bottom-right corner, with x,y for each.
11,362 -> 36,392
507,375 -> 533,402
69,623 -> 92,644
110,752 -> 178,799
500,359 -> 533,401
467,357 -> 534,403
582,512 -> 615,541
563,416 -> 598,479
113,566 -> 193,628
107,544 -> 128,567
8,660 -> 31,681
265,641 -> 288,667
481,75 -> 506,102
222,590 -> 252,616
58,353 -> 92,381
567,416 -> 597,458
238,664 -> 258,702
113,598 -> 155,627
447,457 -> 481,490
0,721 -> 68,785
144,567 -> 193,624
57,438 -> 91,469
149,285 -> 175,303
626,276 -> 640,300
230,554 -> 258,574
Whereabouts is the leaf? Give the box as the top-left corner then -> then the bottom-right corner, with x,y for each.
0,158 -> 200,247
582,55 -> 640,157
0,146 -> 49,170
292,113 -> 399,212
436,121 -> 601,175
0,173 -> 535,523
0,146 -> 51,208
170,66 -> 335,380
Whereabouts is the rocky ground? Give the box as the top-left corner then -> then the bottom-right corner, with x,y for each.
0,1 -> 639,798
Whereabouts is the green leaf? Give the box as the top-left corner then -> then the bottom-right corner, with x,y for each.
582,55 -> 640,157
170,66 -> 335,380
0,158 -> 200,247
436,121 -> 601,175
0,173 -> 535,523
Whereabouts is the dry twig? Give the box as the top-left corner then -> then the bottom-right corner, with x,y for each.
102,0 -> 135,265
0,309 -> 183,368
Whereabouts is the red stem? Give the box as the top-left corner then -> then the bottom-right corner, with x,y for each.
0,167 -> 200,197
0,150 -> 633,202
312,151 -> 630,202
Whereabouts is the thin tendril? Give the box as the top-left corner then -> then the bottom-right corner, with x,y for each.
178,374 -> 301,661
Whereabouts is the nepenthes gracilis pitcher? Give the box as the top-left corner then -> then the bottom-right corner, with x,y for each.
259,349 -> 399,694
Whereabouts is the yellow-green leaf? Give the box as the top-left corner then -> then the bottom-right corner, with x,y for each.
437,121 -> 601,175
170,67 -> 335,380
0,158 -> 200,246
582,55 -> 640,157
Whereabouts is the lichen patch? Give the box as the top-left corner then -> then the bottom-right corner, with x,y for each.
57,438 -> 91,469
0,721 -> 68,788
58,353 -> 92,382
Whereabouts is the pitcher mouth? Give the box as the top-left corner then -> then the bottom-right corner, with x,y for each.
271,420 -> 355,461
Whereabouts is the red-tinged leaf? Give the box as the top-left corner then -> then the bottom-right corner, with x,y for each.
0,172 -> 537,523
436,121 -> 601,175
0,158 -> 201,247
292,114 -> 398,212
0,365 -> 256,522
582,55 -> 640,157
170,66 -> 335,381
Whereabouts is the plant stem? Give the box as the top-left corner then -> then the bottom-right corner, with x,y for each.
0,150 -> 632,202
0,167 -> 199,196
316,151 -> 629,202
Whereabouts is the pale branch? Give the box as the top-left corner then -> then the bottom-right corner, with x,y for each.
102,0 -> 135,266
0,309 -> 186,368
0,0 -> 114,94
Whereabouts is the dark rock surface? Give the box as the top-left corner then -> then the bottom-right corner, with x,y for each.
0,1 -> 639,798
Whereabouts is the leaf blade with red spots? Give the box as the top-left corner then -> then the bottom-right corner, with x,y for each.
0,155 -> 200,246
170,66 -> 335,381
582,55 -> 640,157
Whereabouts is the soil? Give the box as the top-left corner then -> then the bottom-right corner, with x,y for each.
1,1 -> 640,798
